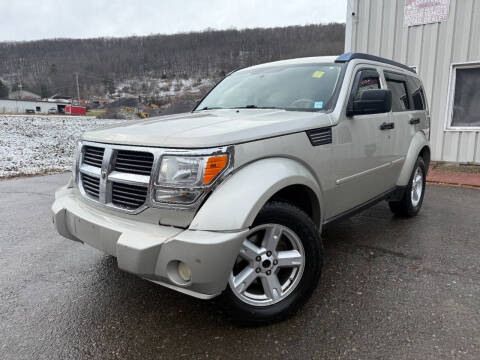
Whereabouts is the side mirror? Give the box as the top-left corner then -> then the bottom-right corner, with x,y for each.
347,89 -> 392,117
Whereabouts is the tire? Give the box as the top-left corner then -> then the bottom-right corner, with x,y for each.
389,156 -> 426,217
221,201 -> 323,325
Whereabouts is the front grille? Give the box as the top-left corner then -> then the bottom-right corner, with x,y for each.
112,182 -> 148,209
81,173 -> 100,199
78,143 -> 155,212
83,146 -> 104,167
113,150 -> 154,176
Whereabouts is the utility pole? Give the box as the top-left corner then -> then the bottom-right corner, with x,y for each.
18,79 -> 22,99
75,72 -> 80,102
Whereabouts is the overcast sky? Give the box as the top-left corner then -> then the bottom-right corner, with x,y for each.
0,0 -> 346,42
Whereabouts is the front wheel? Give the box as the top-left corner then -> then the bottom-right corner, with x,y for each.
221,201 -> 323,325
389,156 -> 426,217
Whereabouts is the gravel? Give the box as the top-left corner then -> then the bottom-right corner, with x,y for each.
0,115 -> 124,178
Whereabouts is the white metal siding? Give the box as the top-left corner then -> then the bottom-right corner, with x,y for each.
0,99 -> 57,114
347,0 -> 480,164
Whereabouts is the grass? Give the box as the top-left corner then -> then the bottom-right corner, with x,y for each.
86,109 -> 106,118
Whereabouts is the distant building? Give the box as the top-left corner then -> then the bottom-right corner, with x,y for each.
345,0 -> 480,164
9,90 -> 41,100
49,93 -> 73,101
0,99 -> 65,114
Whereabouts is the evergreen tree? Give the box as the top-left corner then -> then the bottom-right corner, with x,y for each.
40,84 -> 49,98
0,80 -> 9,98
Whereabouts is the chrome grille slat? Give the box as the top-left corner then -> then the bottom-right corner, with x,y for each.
111,192 -> 145,202
116,159 -> 153,165
111,198 -> 143,208
82,179 -> 100,188
83,186 -> 100,196
81,173 -> 100,199
111,184 -> 148,196
83,146 -> 105,167
113,150 -> 154,176
111,182 -> 148,209
115,164 -> 152,171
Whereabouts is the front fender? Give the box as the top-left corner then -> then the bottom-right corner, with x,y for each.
189,157 -> 323,231
397,131 -> 430,186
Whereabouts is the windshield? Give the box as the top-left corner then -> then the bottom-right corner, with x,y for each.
196,63 -> 342,112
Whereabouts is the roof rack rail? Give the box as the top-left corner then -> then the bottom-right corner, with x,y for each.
335,52 -> 416,73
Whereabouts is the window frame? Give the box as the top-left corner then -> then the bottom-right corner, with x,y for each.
346,67 -> 383,116
407,75 -> 427,111
445,61 -> 480,131
384,71 -> 411,112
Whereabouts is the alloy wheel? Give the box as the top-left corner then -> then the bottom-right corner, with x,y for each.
411,166 -> 423,207
229,223 -> 305,306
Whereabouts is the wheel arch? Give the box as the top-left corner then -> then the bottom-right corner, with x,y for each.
419,145 -> 431,170
267,184 -> 321,229
189,157 -> 324,232
396,132 -> 431,186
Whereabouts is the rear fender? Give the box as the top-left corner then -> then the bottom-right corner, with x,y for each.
189,158 -> 323,232
397,132 -> 430,186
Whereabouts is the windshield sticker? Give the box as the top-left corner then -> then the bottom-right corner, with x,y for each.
312,70 -> 325,78
313,101 -> 324,109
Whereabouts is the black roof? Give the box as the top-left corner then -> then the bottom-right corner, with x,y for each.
335,52 -> 416,73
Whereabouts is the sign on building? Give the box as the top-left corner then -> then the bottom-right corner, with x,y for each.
404,0 -> 450,27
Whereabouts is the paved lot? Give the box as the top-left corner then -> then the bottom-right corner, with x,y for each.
1,174 -> 479,359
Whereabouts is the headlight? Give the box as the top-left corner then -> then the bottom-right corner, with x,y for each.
155,154 -> 228,204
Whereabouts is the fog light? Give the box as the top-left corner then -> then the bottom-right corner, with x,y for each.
177,262 -> 192,282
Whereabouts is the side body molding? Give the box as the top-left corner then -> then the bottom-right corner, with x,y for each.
396,131 -> 430,186
189,158 -> 323,232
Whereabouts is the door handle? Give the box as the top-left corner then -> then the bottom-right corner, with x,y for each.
409,118 -> 420,125
380,122 -> 395,130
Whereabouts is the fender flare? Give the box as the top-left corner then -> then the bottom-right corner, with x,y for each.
397,131 -> 430,186
189,157 -> 324,231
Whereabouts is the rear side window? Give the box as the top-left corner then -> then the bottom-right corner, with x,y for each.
385,72 -> 410,112
407,76 -> 426,110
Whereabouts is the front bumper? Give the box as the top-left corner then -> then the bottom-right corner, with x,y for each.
52,186 -> 247,299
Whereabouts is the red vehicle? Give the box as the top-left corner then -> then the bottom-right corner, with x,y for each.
65,104 -> 86,116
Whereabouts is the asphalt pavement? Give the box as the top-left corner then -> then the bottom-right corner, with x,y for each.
1,173 -> 479,359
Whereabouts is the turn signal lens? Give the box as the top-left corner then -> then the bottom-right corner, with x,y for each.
203,155 -> 228,184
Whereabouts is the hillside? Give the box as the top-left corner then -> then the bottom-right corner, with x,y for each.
0,24 -> 345,99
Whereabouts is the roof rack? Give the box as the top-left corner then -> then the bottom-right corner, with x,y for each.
335,52 -> 416,73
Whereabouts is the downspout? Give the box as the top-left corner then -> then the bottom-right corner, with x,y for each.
345,0 -> 356,52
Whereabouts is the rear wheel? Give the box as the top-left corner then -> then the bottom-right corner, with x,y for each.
222,201 -> 322,325
389,157 -> 426,217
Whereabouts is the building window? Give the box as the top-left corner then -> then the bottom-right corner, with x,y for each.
447,64 -> 480,129
36,106 -> 41,112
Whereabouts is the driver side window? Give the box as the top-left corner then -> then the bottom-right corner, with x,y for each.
354,72 -> 381,100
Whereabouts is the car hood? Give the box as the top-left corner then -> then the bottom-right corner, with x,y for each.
82,109 -> 333,148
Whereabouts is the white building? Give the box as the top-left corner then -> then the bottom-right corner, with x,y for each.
346,0 -> 480,164
0,99 -> 65,114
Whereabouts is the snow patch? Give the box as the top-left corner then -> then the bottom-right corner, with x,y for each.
0,115 -> 125,178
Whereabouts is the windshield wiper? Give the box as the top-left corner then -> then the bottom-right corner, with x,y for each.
233,105 -> 280,109
197,106 -> 224,111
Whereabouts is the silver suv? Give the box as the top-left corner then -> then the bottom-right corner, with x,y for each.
52,53 -> 430,324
